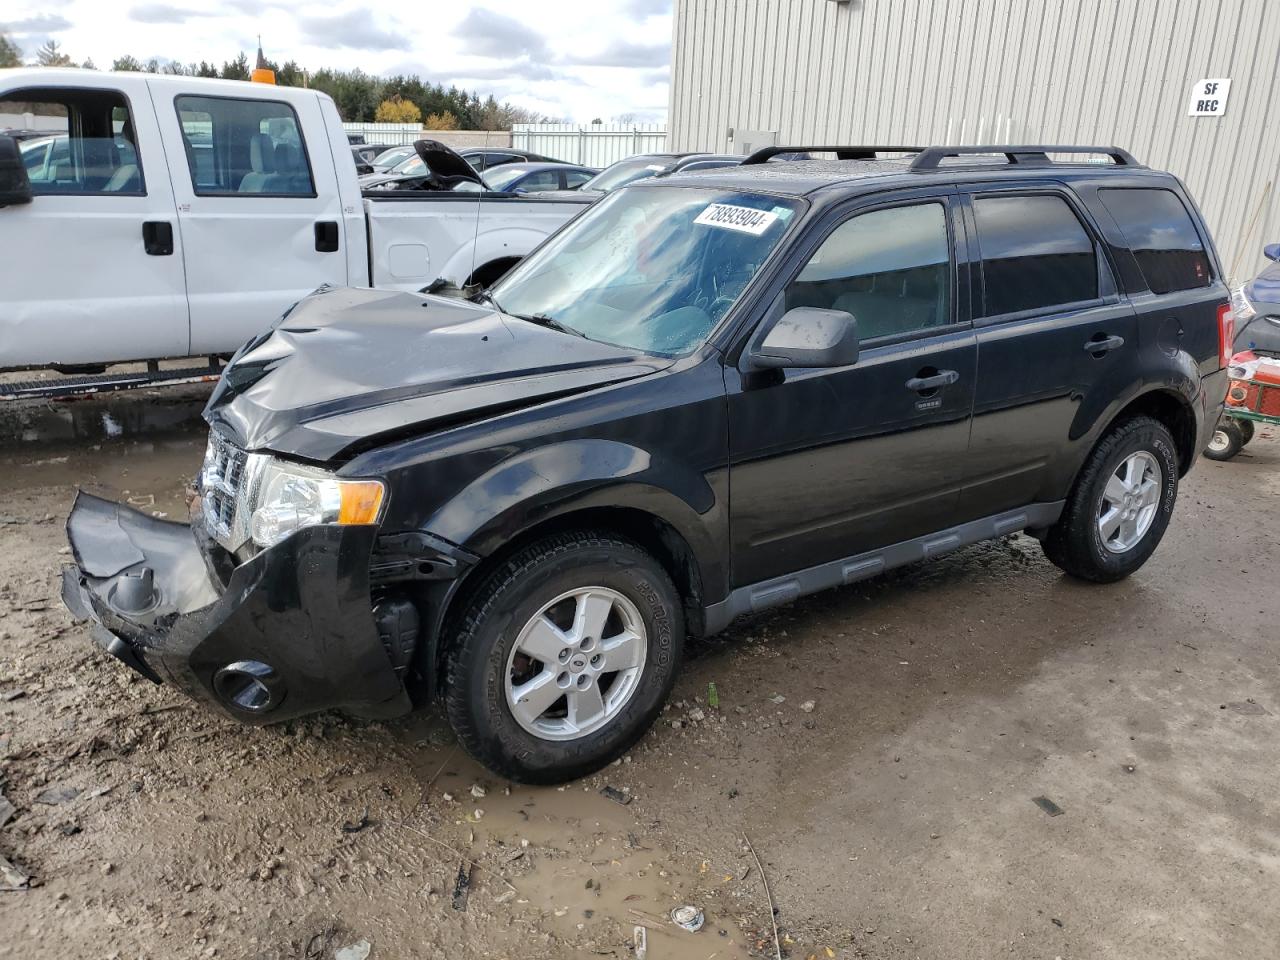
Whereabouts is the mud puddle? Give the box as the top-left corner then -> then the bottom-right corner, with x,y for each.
0,389 -> 209,517
390,714 -> 761,960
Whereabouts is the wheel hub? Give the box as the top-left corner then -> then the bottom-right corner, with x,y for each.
504,586 -> 647,742
1097,451 -> 1162,554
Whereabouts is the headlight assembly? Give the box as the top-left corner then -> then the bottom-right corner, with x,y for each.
248,458 -> 385,549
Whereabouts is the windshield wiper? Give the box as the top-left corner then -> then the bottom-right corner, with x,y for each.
510,312 -> 588,339
473,289 -> 586,339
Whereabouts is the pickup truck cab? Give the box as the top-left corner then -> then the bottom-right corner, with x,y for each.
0,68 -> 591,372
62,144 -> 1231,783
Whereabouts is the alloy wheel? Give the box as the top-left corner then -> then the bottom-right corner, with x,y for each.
1097,451 -> 1162,553
504,586 -> 647,741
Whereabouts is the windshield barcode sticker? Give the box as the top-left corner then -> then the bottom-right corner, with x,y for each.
694,204 -> 779,236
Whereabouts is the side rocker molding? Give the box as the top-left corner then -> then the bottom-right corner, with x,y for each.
702,502 -> 1065,635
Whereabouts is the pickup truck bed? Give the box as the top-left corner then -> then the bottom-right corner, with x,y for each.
0,68 -> 592,376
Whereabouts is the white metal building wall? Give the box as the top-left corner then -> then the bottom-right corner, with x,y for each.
669,0 -> 1280,280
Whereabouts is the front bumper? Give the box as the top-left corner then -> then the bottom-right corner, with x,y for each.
60,491 -> 411,723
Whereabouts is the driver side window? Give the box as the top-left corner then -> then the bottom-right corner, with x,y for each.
785,202 -> 952,341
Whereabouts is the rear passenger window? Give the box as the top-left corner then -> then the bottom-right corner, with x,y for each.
1098,188 -> 1212,294
786,203 -> 952,341
174,95 -> 314,197
1,87 -> 144,196
974,195 -> 1098,316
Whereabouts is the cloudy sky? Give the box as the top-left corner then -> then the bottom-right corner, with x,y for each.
0,0 -> 674,122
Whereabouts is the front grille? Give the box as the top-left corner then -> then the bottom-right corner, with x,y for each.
200,431 -> 251,549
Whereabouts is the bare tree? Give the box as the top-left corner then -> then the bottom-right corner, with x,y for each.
36,39 -> 74,67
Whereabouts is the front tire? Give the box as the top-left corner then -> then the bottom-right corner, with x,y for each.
443,532 -> 684,783
1042,416 -> 1179,583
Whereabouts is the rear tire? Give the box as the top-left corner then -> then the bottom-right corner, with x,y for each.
1042,416 -> 1179,583
443,531 -> 683,784
1204,420 -> 1245,461
1238,419 -> 1255,446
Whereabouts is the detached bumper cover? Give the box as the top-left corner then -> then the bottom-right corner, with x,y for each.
1197,368 -> 1230,453
60,491 -> 411,723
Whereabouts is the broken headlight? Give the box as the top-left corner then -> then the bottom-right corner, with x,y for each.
249,459 -> 385,549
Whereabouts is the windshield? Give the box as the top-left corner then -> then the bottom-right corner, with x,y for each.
583,157 -> 672,193
489,186 -> 802,356
373,146 -> 410,166
482,165 -> 530,191
391,155 -> 424,176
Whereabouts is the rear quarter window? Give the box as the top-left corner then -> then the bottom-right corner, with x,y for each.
1098,187 -> 1212,294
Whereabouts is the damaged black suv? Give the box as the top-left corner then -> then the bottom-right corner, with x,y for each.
63,145 -> 1232,783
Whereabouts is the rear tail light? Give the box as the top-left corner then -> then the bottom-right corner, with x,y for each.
1218,303 -> 1235,369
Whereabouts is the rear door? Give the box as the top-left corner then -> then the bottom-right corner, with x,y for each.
958,187 -> 1138,517
727,191 -> 977,586
0,76 -> 188,368
154,85 -> 349,356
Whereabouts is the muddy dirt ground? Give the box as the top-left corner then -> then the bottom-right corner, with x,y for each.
1,386 -> 1277,960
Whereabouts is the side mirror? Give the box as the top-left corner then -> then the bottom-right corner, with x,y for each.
1264,243 -> 1280,262
748,306 -> 860,370
0,136 -> 33,208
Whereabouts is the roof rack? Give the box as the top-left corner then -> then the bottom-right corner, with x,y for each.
909,144 -> 1140,171
740,145 -> 924,165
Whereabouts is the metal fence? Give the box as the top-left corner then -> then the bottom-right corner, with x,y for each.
512,123 -> 667,167
341,122 -> 426,146
340,121 -> 669,167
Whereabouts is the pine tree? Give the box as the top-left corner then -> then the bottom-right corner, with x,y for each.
0,33 -> 21,68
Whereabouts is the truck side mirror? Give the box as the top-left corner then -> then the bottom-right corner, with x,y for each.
0,135 -> 33,208
747,306 -> 860,370
1263,243 -> 1280,262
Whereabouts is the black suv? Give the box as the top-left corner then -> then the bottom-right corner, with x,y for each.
63,144 -> 1232,783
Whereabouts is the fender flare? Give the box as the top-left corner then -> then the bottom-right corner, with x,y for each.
424,438 -> 726,593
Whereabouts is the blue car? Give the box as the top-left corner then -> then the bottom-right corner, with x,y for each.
480,161 -> 598,194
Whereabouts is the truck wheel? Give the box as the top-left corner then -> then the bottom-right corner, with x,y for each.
1204,420 -> 1245,461
1042,416 -> 1178,583
443,531 -> 683,784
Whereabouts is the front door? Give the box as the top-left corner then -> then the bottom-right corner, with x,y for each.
155,85 -> 349,356
727,194 -> 977,586
0,76 -> 188,368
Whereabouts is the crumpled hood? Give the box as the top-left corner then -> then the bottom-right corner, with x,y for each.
204,287 -> 668,461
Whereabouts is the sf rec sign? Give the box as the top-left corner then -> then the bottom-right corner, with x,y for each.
1188,78 -> 1231,117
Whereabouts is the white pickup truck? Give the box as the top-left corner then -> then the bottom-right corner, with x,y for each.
0,68 -> 592,374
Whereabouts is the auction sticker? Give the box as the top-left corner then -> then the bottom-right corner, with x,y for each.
694,203 -> 778,235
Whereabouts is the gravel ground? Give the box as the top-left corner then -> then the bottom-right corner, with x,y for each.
0,386 -> 1276,960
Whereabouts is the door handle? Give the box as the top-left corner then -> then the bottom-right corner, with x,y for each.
142,221 -> 173,256
314,221 -> 339,253
906,369 -> 960,393
1084,334 -> 1125,356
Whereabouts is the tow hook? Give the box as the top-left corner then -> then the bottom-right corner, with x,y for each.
107,567 -> 157,615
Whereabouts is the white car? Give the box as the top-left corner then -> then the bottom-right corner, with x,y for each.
0,68 -> 592,372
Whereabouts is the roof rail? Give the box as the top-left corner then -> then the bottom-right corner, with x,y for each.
740,145 -> 923,165
909,144 -> 1140,171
